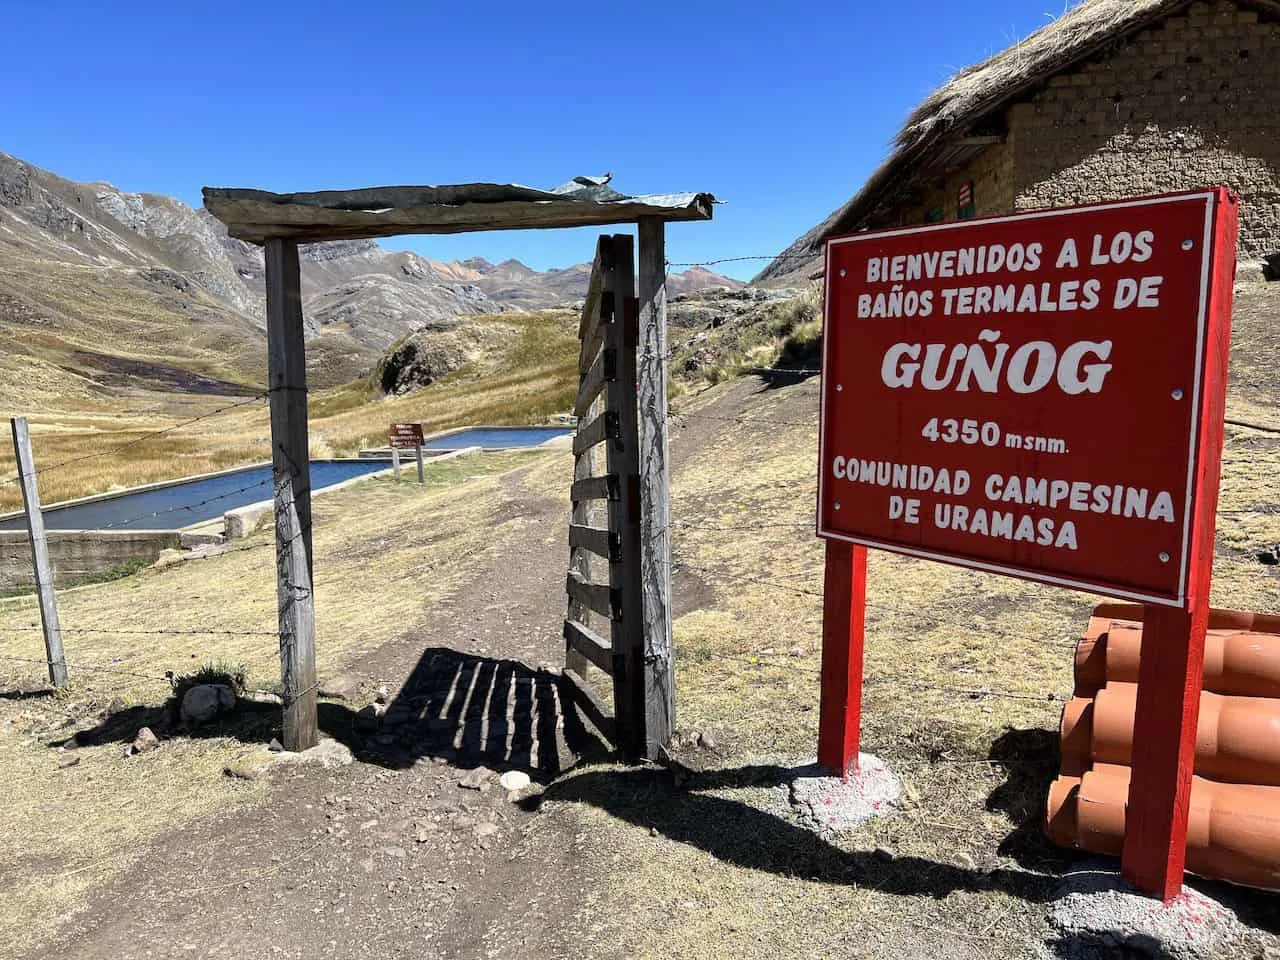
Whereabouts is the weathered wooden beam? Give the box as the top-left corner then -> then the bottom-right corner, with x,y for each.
572,410 -> 620,457
9,417 -> 67,688
574,347 -> 616,419
578,239 -> 610,341
563,618 -> 614,676
570,474 -> 620,504
265,238 -> 318,753
559,666 -> 617,744
636,216 -> 675,760
566,570 -> 618,621
602,236 -> 646,758
203,187 -> 716,245
568,523 -> 619,563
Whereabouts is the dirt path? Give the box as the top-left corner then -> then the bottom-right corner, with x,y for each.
33,465 -> 601,960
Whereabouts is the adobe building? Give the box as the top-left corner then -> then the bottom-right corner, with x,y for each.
761,0 -> 1280,282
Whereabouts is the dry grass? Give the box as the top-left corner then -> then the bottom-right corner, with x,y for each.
0,449 -> 541,956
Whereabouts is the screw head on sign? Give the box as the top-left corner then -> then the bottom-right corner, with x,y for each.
834,502 -> 842,511
839,268 -> 847,277
1172,389 -> 1184,400
836,384 -> 843,392
1159,552 -> 1171,563
1181,239 -> 1194,251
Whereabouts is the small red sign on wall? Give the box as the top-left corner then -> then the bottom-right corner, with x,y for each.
818,190 -> 1237,606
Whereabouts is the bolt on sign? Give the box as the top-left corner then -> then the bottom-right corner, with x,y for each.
819,190 -> 1236,606
388,423 -> 425,449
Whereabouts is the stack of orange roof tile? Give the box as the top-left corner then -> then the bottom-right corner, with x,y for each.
1045,604 -> 1280,890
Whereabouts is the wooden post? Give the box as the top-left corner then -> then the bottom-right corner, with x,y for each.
636,217 -> 674,760
392,446 -> 401,481
1120,195 -> 1236,901
817,540 -> 867,777
265,238 -> 319,752
415,444 -> 425,484
9,418 -> 67,688
605,235 -> 646,757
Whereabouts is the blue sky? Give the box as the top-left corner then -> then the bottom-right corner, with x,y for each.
6,1 -> 1067,280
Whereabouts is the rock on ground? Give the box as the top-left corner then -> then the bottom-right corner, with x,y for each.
499,770 -> 531,792
1042,865 -> 1258,960
225,739 -> 355,780
788,754 -> 902,834
180,684 -> 235,725
128,726 -> 160,756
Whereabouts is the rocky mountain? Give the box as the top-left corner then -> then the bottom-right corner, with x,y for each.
0,151 -> 743,392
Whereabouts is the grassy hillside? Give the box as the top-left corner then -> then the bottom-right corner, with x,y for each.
0,308 -> 579,513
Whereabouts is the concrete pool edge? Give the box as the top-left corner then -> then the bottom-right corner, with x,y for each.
221,446 -> 483,540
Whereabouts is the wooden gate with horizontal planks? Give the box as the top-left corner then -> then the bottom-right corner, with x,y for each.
561,234 -> 651,756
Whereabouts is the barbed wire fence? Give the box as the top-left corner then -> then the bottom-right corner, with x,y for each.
0,388 -> 316,694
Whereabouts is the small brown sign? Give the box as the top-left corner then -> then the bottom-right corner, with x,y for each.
389,423 -> 425,448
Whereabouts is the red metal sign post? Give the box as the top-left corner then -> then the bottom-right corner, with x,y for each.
816,189 -> 1238,900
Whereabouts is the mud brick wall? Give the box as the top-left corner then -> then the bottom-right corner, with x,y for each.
1011,0 -> 1279,263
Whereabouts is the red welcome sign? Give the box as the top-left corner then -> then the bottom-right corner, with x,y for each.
818,190 -> 1237,606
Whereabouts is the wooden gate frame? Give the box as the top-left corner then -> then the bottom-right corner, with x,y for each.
204,182 -> 704,757
562,231 -> 674,760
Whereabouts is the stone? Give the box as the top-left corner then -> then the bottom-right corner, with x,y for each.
458,767 -> 493,791
224,750 -> 277,781
130,727 -> 160,755
267,738 -> 284,752
788,755 -> 903,835
290,739 -> 355,770
498,770 -> 531,792
318,675 -> 362,701
375,685 -> 390,704
1046,863 -> 1254,960
697,730 -> 719,750
58,753 -> 80,769
181,684 -> 235,725
474,822 -> 500,839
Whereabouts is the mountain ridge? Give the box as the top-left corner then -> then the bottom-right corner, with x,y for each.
0,151 -> 742,393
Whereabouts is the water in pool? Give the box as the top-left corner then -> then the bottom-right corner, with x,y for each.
424,427 -> 571,450
0,461 -> 391,532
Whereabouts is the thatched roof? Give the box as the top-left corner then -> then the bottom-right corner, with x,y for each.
754,0 -> 1277,283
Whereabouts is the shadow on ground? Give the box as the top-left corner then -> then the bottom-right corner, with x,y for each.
66,647 -> 608,785
989,727 -> 1077,873
530,761 -> 1061,903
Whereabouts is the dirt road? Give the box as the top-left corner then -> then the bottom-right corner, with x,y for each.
34,466 -> 602,960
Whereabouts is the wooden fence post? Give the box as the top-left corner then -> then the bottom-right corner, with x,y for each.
606,235 -> 645,756
265,238 -> 319,752
9,417 -> 67,688
415,443 -> 425,484
636,217 -> 674,760
817,540 -> 867,778
392,447 -> 401,481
